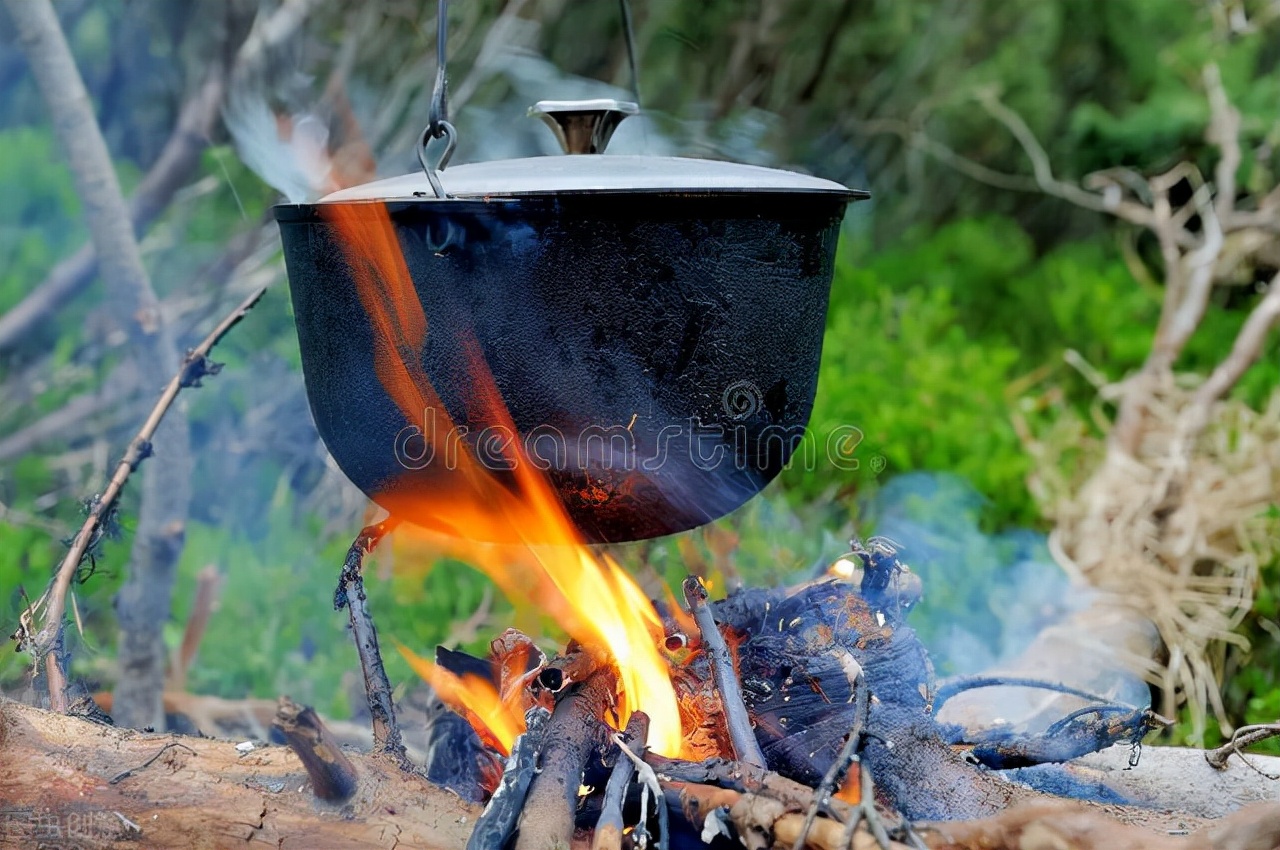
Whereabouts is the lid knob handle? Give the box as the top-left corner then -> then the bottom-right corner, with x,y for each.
529,99 -> 639,155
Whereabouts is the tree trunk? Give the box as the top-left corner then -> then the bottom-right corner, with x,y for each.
4,0 -> 193,731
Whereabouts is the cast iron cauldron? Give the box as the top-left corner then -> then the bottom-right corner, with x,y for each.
274,102 -> 867,543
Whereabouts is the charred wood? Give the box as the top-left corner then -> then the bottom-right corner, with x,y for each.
514,669 -> 616,850
593,711 -> 650,850
416,684 -> 501,804
467,706 -> 551,850
537,646 -> 606,693
685,575 -> 767,769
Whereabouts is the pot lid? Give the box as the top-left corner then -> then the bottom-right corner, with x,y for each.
319,155 -> 865,203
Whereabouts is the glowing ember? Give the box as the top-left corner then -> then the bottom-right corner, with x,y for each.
314,169 -> 684,755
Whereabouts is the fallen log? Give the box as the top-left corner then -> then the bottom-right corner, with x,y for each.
0,699 -> 479,849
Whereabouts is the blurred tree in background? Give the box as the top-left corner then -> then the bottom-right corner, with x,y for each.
0,0 -> 1277,746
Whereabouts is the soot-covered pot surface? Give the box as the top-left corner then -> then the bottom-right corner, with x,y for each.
274,105 -> 868,543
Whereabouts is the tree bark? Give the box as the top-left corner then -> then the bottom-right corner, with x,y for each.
0,699 -> 479,850
0,66 -> 226,352
4,0 -> 192,731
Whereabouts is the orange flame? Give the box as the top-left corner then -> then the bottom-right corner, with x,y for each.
398,643 -> 522,756
313,157 -> 684,755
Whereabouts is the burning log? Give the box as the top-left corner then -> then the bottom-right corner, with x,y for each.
271,696 -> 359,802
514,669 -> 617,850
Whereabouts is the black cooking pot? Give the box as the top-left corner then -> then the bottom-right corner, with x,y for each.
274,102 -> 867,543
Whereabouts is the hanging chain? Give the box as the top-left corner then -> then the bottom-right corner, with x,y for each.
419,0 -> 456,199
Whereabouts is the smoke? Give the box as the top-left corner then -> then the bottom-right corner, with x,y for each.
859,472 -> 1086,677
223,91 -> 335,204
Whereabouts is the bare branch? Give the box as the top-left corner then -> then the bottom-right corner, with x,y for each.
1157,179 -> 1225,369
853,118 -> 1040,192
0,0 -> 314,353
1204,64 -> 1241,224
12,288 -> 266,710
1184,273 -> 1280,435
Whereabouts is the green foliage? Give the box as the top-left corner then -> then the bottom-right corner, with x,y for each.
0,128 -> 82,315
0,520 -> 60,682
784,217 -> 1156,529
5,0 -> 1280,744
167,488 -> 505,719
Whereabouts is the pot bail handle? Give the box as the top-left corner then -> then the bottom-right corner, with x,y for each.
419,0 -> 456,198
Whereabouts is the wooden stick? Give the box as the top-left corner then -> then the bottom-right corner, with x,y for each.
272,696 -> 359,802
648,755 -> 853,818
593,711 -> 650,850
11,287 -> 266,711
334,518 -> 408,765
1205,722 -> 1280,773
466,705 -> 552,850
676,782 -> 899,850
514,669 -> 616,850
682,575 -> 766,768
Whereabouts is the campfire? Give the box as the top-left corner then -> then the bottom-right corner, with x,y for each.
300,179 -> 1261,850
265,24 -> 1277,844
9,1 -> 1280,848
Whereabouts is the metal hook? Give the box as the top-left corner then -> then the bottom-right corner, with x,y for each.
417,121 -> 457,200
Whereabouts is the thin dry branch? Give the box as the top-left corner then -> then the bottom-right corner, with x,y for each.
6,0 -> 198,732
973,89 -> 1157,229
593,711 -> 651,850
1206,63 -> 1241,224
1186,273 -> 1280,433
11,288 -> 266,710
1205,722 -> 1280,773
683,575 -> 767,769
335,517 -> 408,763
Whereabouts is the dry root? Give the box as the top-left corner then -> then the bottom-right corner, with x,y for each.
1020,375 -> 1280,737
